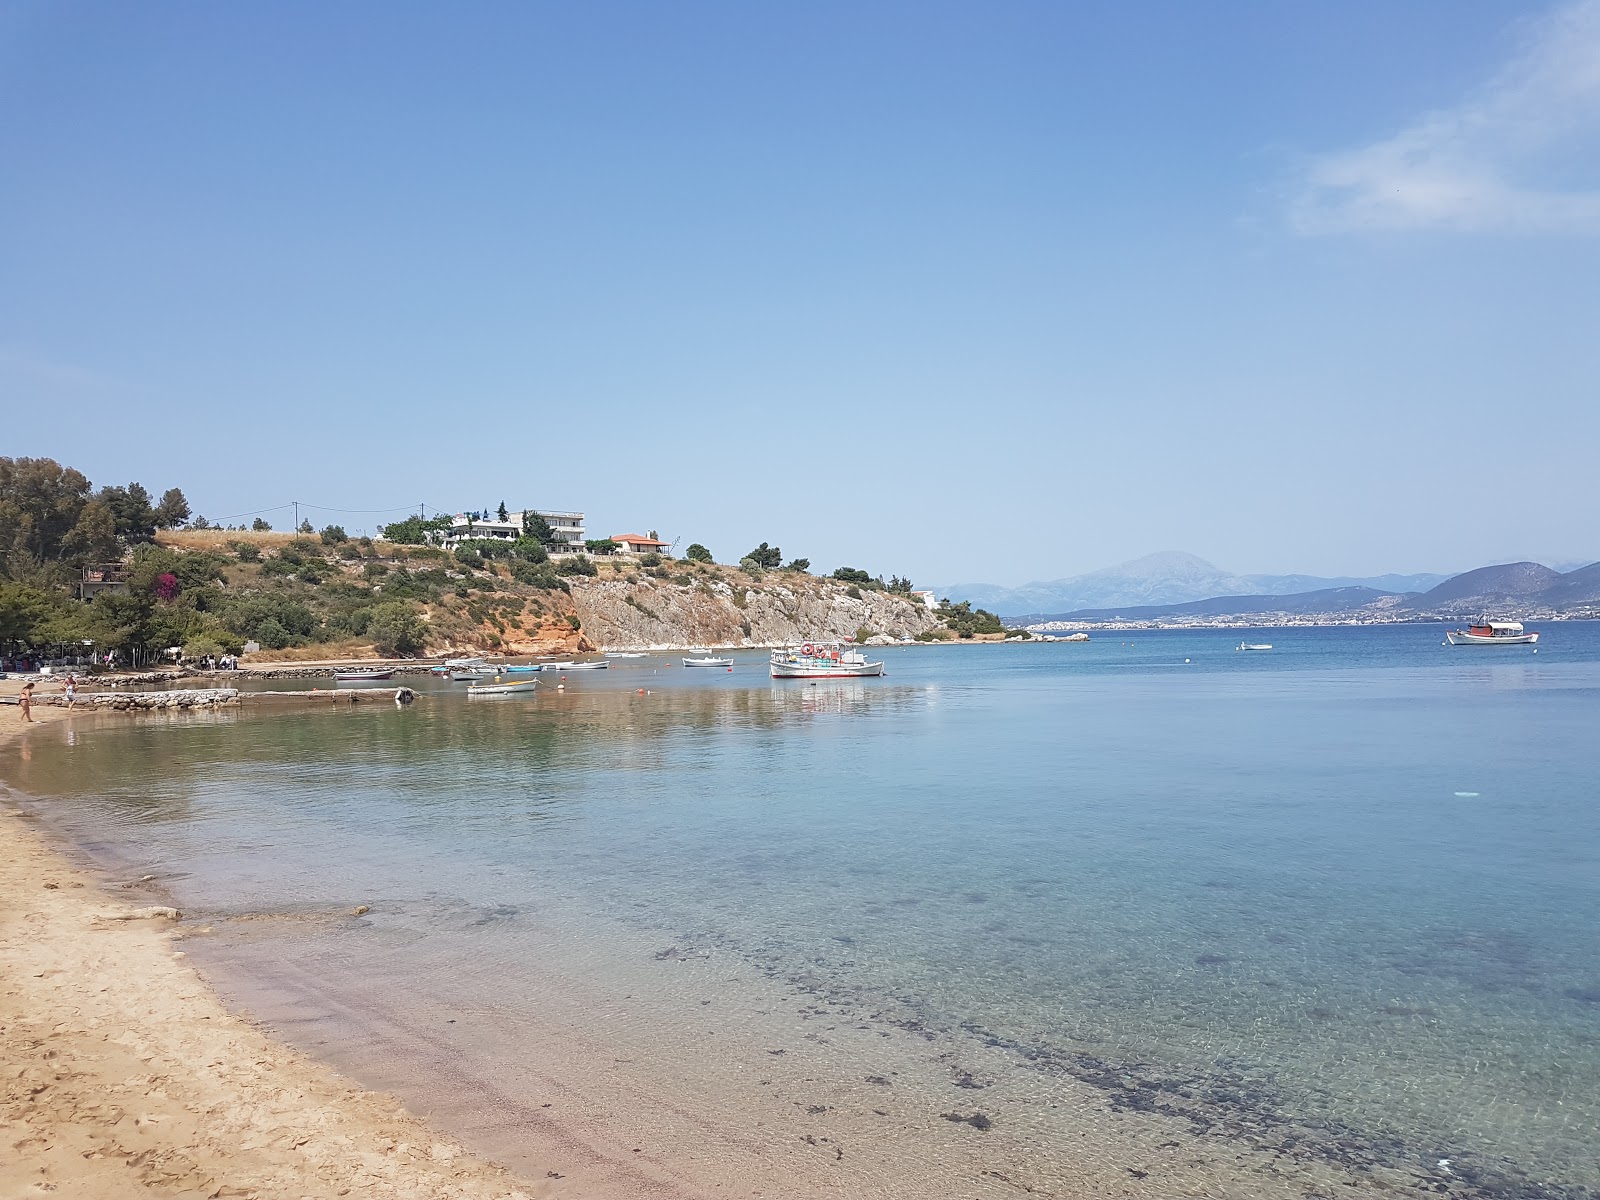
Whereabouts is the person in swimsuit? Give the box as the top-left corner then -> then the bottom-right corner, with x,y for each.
18,681 -> 34,723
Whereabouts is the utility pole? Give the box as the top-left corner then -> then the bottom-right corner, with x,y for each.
293,500 -> 299,533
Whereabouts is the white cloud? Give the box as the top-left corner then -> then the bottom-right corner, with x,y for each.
1291,0 -> 1600,234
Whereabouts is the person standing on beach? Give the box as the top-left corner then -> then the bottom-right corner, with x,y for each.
64,674 -> 77,710
18,681 -> 34,723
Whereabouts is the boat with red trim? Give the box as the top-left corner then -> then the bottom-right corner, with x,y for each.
770,640 -> 885,678
1445,621 -> 1539,646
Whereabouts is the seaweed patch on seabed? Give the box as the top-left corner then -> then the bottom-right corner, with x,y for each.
679,927 -> 1598,1200
956,1018 -> 1599,1200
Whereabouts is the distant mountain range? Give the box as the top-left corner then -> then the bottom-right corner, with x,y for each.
936,552 -> 1452,619
937,551 -> 1600,625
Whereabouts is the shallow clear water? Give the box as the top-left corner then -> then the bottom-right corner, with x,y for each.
6,625 -> 1599,1197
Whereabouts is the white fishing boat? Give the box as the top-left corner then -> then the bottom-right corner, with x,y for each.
466,678 -> 539,697
559,660 -> 609,670
1445,621 -> 1539,646
683,655 -> 734,667
1236,642 -> 1273,651
333,667 -> 395,681
450,667 -> 499,681
604,652 -> 649,659
444,656 -> 486,669
770,641 -> 885,678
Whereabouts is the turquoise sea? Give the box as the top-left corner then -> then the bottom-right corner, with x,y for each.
5,625 -> 1599,1198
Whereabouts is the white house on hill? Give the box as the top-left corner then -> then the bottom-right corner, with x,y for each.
611,533 -> 671,556
442,509 -> 586,554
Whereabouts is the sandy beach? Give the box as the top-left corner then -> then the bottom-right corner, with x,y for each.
0,703 -> 543,1200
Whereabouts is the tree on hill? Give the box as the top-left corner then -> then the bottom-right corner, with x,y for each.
744,542 -> 782,569
153,488 -> 190,528
298,518 -> 314,534
685,543 -> 713,563
521,511 -> 556,545
252,517 -> 272,532
497,501 -> 509,522
380,514 -> 451,544
832,566 -> 872,585
0,456 -> 93,568
785,558 -> 810,572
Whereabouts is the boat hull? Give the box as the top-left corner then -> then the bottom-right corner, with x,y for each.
771,661 -> 885,678
1446,630 -> 1538,645
683,658 -> 733,667
334,670 -> 395,681
466,681 -> 539,696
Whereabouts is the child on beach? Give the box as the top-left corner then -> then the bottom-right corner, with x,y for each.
64,675 -> 77,710
18,681 -> 34,723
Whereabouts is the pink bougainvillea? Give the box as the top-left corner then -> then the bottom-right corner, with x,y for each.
154,572 -> 179,601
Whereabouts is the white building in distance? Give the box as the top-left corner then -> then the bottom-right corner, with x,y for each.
442,509 -> 586,554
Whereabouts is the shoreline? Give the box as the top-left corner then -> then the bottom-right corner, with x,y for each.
0,709 -> 543,1199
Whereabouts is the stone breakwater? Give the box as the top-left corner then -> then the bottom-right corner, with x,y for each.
92,665 -> 437,686
39,688 -> 240,710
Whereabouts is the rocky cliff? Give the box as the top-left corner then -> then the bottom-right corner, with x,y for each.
568,571 -> 941,649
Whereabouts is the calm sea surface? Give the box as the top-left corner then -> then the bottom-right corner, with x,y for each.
6,625 -> 1599,1198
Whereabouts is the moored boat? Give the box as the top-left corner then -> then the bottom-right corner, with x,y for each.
1446,621 -> 1539,646
450,667 -> 499,681
1236,642 -> 1273,652
604,652 -> 649,659
443,656 -> 486,669
466,678 -> 539,696
683,656 -> 734,667
333,667 -> 395,681
770,641 -> 884,678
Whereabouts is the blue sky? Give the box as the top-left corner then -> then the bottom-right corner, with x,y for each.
3,1 -> 1597,586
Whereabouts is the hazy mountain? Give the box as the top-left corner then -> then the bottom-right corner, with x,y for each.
1241,571 -> 1448,595
1413,561 -> 1600,611
1018,586 -> 1397,625
936,552 -> 1451,620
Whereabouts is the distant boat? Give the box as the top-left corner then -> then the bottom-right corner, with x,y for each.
560,660 -> 609,670
770,642 -> 884,678
466,678 -> 539,697
1236,642 -> 1273,652
604,652 -> 649,659
1446,621 -> 1539,646
501,664 -> 542,673
450,667 -> 499,681
444,656 -> 486,669
683,656 -> 734,667
334,668 -> 395,681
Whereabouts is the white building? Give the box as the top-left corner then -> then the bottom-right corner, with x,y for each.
910,589 -> 939,610
441,509 -> 586,554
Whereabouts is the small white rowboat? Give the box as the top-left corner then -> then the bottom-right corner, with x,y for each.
466,679 -> 539,696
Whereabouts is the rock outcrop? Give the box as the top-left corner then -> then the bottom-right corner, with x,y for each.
569,573 -> 940,649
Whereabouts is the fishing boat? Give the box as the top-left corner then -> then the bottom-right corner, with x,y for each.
770,641 -> 885,678
1236,642 -> 1273,652
559,660 -> 609,670
466,678 -> 539,697
443,656 -> 486,669
604,652 -> 649,659
683,655 -> 734,667
501,664 -> 542,673
450,667 -> 500,681
333,667 -> 395,681
1445,621 -> 1539,646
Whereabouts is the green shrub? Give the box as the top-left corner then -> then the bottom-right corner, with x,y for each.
639,552 -> 662,568
229,541 -> 261,562
367,601 -> 427,655
454,547 -> 484,569
555,555 -> 596,577
512,537 -> 548,563
320,525 -> 348,544
685,543 -> 713,563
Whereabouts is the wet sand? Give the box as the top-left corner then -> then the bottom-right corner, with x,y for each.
0,705 -> 547,1200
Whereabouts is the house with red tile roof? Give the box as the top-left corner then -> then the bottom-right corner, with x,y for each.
612,533 -> 671,556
